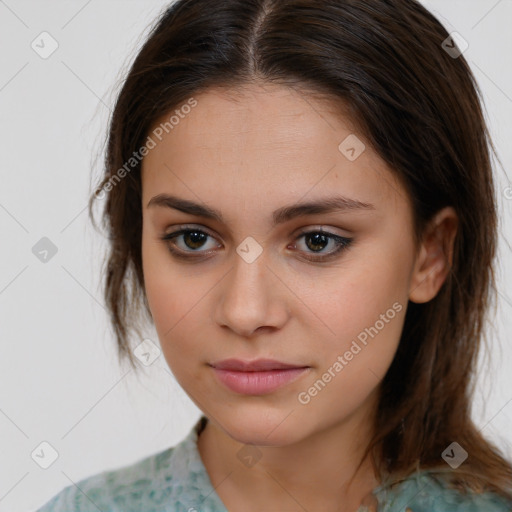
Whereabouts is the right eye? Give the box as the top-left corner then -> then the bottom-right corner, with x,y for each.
161,227 -> 221,259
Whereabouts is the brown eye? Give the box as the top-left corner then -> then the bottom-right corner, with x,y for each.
178,230 -> 208,250
292,230 -> 353,262
161,226 -> 353,263
161,227 -> 221,258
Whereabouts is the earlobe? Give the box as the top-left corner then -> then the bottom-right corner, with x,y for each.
408,207 -> 458,304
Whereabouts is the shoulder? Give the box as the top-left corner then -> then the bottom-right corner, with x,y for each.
372,470 -> 512,512
35,445 -> 176,512
35,417 -> 220,512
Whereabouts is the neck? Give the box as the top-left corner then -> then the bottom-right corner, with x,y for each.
196,395 -> 381,511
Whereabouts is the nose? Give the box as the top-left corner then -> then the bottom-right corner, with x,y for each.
213,247 -> 290,338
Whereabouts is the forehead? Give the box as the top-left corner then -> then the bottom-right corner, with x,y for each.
141,83 -> 410,220
148,83 -> 359,153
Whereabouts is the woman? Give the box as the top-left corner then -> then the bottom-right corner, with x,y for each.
37,0 -> 512,510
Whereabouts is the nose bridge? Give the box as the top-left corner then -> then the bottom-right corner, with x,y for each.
215,242 -> 287,336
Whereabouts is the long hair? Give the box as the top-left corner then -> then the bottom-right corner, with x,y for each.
88,0 -> 512,498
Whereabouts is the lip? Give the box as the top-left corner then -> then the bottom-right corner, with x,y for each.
210,358 -> 307,371
209,359 -> 310,395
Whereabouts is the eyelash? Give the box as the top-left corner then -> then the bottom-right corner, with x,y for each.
160,226 -> 353,263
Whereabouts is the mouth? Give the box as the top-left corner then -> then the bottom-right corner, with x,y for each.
209,358 -> 310,395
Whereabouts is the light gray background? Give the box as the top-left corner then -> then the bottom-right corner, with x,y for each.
0,1 -> 511,511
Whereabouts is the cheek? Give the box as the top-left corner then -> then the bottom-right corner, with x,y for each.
144,274 -> 206,382
307,243 -> 411,376
317,261 -> 407,336
144,272 -> 196,342
141,238 -> 212,373
142,236 -> 186,339
299,268 -> 407,420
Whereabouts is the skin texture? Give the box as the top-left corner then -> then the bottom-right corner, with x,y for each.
140,83 -> 458,511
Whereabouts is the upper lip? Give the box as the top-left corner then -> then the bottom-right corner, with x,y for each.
210,358 -> 308,371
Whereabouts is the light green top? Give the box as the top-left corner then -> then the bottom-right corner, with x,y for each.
36,416 -> 512,512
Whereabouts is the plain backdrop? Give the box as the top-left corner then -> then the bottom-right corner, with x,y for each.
0,1 -> 511,510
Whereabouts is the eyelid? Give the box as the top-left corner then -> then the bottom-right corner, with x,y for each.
166,223 -> 216,236
161,223 -> 353,262
161,224 -> 221,253
290,227 -> 353,262
163,223 -> 349,243
293,225 -> 349,237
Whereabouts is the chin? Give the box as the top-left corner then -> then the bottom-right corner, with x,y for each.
214,404 -> 308,447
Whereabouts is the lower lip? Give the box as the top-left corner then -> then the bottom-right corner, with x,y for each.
211,367 -> 309,395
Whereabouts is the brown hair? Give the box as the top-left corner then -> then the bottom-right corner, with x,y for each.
88,0 -> 512,499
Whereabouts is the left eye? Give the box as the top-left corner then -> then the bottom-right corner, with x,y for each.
292,229 -> 352,261
161,227 -> 353,262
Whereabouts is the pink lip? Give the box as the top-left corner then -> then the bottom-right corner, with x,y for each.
210,359 -> 310,395
211,358 -> 306,371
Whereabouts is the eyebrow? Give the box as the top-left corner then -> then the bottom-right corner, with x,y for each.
147,193 -> 375,226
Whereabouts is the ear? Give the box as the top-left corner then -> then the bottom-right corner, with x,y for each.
409,206 -> 458,304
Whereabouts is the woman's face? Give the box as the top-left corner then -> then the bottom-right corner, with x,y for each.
141,83 -> 419,446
